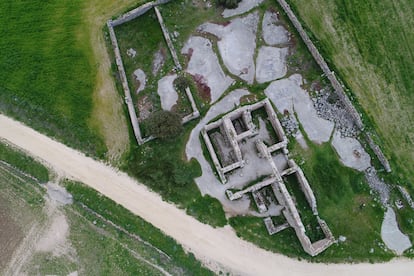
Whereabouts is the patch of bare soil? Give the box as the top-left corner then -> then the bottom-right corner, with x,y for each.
0,202 -> 24,270
193,74 -> 212,102
136,95 -> 154,122
4,192 -> 76,275
152,48 -> 167,76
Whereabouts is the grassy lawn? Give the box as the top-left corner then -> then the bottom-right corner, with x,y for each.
0,141 -> 49,183
285,0 -> 414,193
113,8 -> 174,116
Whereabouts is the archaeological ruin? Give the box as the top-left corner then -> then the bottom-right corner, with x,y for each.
106,0 -> 406,257
202,99 -> 334,256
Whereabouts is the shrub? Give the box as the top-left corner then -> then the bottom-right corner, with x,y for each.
217,0 -> 242,9
145,110 -> 183,139
174,75 -> 190,93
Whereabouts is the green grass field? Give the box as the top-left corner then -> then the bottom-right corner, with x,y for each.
285,0 -> 414,192
0,0 -> 106,156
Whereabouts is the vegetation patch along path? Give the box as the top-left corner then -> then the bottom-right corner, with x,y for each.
1,114 -> 414,275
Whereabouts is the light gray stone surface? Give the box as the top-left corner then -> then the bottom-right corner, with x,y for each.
255,46 -> 288,83
133,69 -> 146,94
262,11 -> 289,45
44,183 -> 73,205
265,74 -> 334,144
157,74 -> 178,111
331,130 -> 371,171
182,36 -> 233,103
381,207 -> 412,255
198,12 -> 259,84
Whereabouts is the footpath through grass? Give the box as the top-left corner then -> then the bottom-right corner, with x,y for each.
0,0 -> 105,157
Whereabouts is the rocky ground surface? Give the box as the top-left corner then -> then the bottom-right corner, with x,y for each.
181,36 -> 233,103
157,74 -> 178,111
198,11 -> 259,84
312,88 -> 360,138
262,10 -> 289,45
265,74 -> 334,144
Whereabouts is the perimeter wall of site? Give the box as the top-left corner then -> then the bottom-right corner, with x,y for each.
277,0 -> 391,172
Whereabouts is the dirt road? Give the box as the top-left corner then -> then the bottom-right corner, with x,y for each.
0,114 -> 413,276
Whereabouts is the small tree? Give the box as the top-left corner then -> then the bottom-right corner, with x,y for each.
145,110 -> 183,139
174,75 -> 190,93
217,0 -> 241,9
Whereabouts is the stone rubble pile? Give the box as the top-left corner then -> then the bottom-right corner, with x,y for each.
312,88 -> 359,138
365,167 -> 390,205
280,115 -> 299,136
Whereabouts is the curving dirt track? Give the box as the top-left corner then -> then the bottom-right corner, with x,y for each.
0,114 -> 413,276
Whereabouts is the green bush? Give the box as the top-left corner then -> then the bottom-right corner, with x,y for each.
217,0 -> 242,9
144,110 -> 183,139
174,75 -> 190,93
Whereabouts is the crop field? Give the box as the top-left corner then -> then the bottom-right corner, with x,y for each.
286,0 -> 414,191
0,146 -> 47,274
0,164 -> 46,273
0,0 -> 105,156
23,182 -> 213,275
0,141 -> 212,274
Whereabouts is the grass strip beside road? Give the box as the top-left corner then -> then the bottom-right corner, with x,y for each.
65,180 -> 214,275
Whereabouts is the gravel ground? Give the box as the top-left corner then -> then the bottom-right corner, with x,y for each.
313,88 -> 359,138
265,74 -> 334,144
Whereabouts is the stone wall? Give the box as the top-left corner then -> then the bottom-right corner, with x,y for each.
111,0 -> 173,27
108,0 -> 200,145
277,0 -> 391,172
154,6 -> 182,70
205,100 -> 334,256
107,21 -> 145,145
